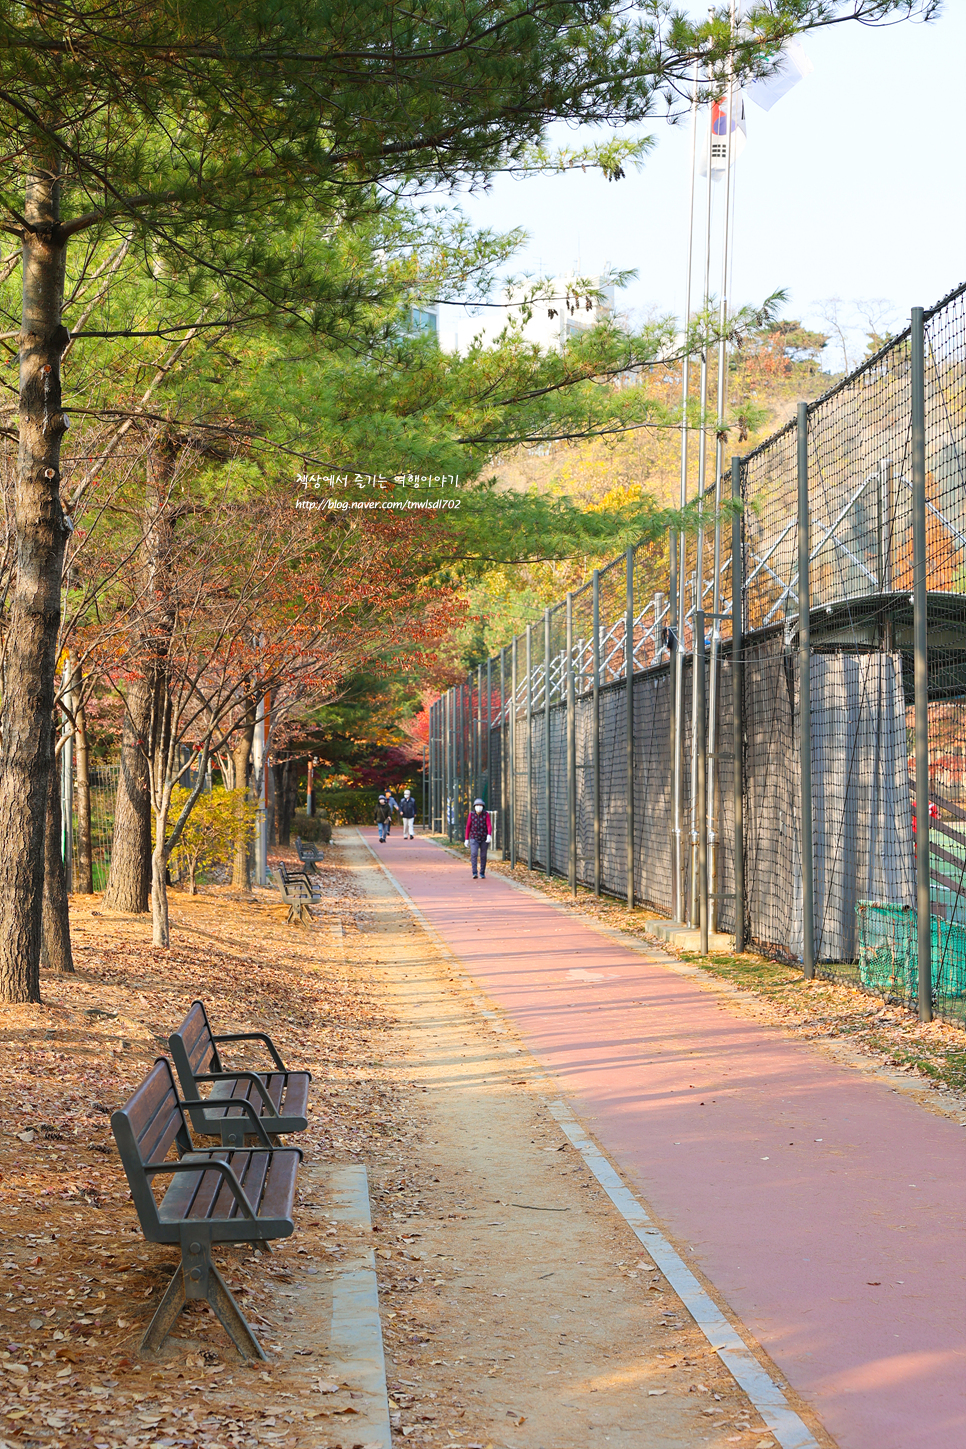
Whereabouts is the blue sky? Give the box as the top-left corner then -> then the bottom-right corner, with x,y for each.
438,5 -> 964,368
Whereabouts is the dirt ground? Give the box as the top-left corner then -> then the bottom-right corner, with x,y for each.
0,831 -> 795,1449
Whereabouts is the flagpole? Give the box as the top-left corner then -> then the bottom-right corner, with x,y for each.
672,62 -> 699,926
690,82 -> 714,927
707,0 -> 738,933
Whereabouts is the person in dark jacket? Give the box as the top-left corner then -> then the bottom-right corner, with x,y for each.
400,788 -> 417,839
384,788 -> 399,835
464,798 -> 491,878
375,795 -> 391,843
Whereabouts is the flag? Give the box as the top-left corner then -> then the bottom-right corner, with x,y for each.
698,94 -> 746,181
746,36 -> 813,112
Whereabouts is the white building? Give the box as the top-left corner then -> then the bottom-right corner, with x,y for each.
454,274 -> 615,353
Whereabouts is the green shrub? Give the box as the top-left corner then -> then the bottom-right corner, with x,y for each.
292,812 -> 332,844
304,788 -> 382,825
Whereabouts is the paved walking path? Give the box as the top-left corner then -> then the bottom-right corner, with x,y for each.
365,831 -> 966,1449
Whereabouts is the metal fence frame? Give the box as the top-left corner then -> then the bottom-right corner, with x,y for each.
430,281 -> 966,1027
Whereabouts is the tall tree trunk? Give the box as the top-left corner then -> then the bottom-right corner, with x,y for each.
103,673 -> 152,912
276,757 -> 301,846
74,694 -> 94,894
104,433 -> 176,913
151,836 -> 171,948
0,163 -> 70,1002
231,700 -> 257,891
41,755 -> 74,974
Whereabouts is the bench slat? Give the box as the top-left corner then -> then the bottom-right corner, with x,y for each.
256,1151 -> 300,1221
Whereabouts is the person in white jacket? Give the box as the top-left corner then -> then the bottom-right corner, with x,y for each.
464,799 -> 491,879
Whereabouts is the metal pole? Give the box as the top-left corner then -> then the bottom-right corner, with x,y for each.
486,656 -> 492,800
476,664 -> 483,798
451,692 -> 460,846
592,570 -> 602,896
798,402 -> 815,980
674,64 -> 699,924
669,529 -> 682,919
566,593 -> 577,894
456,684 -> 463,840
500,649 -> 508,859
544,608 -> 552,876
696,609 -> 708,953
732,457 -> 745,953
510,637 -> 518,869
526,624 -> 534,870
708,1 -> 739,933
626,547 -> 635,908
912,306 -> 932,1022
428,709 -> 435,832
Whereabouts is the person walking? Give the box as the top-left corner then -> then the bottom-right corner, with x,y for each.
384,787 -> 399,836
464,798 -> 491,879
375,794 -> 391,844
400,788 -> 417,839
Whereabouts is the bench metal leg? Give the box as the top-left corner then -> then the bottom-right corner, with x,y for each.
140,1229 -> 268,1363
140,1267 -> 187,1359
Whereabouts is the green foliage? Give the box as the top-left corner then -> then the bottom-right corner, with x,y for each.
165,787 -> 258,893
290,812 -> 332,843
307,789 -> 384,826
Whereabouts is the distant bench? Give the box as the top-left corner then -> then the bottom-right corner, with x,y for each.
294,836 -> 323,870
270,862 -> 321,925
111,1057 -> 302,1361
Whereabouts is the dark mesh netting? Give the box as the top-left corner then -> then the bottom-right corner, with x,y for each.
431,280 -> 966,1028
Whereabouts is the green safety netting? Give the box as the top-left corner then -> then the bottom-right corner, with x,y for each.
857,902 -> 966,1002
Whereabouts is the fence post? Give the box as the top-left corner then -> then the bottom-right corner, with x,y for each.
500,649 -> 508,859
732,456 -> 745,953
567,592 -> 577,895
442,693 -> 449,840
456,684 -> 463,838
669,528 -> 681,920
476,664 -> 483,799
696,608 -> 708,953
526,624 -> 533,870
912,305 -> 932,1023
592,569 -> 602,896
544,608 -> 552,877
486,656 -> 492,802
510,636 -> 518,869
797,401 -> 815,980
626,547 -> 635,908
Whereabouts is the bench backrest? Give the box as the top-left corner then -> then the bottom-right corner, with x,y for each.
111,1059 -> 192,1232
170,999 -> 222,1094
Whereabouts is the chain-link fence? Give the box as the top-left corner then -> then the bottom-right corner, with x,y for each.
69,762 -> 120,891
429,280 -> 966,1027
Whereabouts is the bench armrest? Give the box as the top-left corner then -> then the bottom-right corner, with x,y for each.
211,1032 -> 287,1071
179,1096 -> 273,1146
193,1070 -> 279,1110
144,1158 -> 256,1219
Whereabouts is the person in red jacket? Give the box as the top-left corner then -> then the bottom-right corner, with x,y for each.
464,798 -> 491,879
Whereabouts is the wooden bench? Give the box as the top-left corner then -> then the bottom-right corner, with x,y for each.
111,1058 -> 302,1361
270,864 -> 320,925
169,1000 -> 311,1148
294,836 -> 323,870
